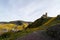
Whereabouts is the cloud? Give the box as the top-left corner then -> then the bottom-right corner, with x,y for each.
0,0 -> 60,22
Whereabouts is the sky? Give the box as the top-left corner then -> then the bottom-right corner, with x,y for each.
0,0 -> 60,22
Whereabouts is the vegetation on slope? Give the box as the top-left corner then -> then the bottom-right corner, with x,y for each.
27,17 -> 51,28
0,14 -> 60,40
46,24 -> 60,40
44,15 -> 60,26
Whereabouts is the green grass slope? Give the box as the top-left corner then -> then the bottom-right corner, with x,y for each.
27,17 -> 51,28
44,15 -> 60,26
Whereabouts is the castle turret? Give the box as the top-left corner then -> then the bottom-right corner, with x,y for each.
42,12 -> 47,18
45,12 -> 47,18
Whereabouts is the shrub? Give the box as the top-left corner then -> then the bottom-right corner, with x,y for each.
46,24 -> 60,40
0,32 -> 12,39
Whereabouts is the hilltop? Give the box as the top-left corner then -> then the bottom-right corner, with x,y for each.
0,20 -> 32,25
27,13 -> 60,28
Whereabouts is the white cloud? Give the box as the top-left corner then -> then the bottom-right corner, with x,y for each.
0,0 -> 60,22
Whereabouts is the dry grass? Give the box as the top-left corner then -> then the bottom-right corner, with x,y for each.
0,23 -> 29,34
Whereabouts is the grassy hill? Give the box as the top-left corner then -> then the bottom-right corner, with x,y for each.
0,20 -> 32,35
0,14 -> 60,40
27,17 -> 51,28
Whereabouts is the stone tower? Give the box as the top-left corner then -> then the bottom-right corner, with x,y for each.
42,12 -> 47,18
45,12 -> 47,18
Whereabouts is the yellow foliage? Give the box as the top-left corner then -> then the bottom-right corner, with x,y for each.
43,17 -> 56,26
0,23 -> 29,32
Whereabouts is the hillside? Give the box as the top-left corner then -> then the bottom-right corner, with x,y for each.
0,13 -> 60,40
27,14 -> 60,29
0,20 -> 32,35
27,17 -> 52,28
27,13 -> 51,28
16,24 -> 60,40
46,15 -> 60,26
15,14 -> 60,40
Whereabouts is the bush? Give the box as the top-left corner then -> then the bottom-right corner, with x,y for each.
0,32 -> 12,39
46,24 -> 60,40
57,15 -> 60,20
